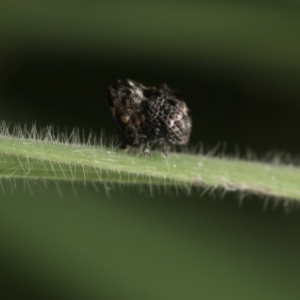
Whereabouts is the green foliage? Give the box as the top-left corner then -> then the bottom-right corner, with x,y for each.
1,180 -> 299,300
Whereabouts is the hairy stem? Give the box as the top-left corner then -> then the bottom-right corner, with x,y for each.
0,123 -> 299,201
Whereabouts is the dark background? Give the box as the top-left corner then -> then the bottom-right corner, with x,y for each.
1,1 -> 300,156
0,1 -> 300,299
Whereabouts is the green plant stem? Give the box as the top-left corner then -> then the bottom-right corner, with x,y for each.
0,133 -> 300,201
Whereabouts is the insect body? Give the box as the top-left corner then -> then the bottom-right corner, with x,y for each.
106,79 -> 192,157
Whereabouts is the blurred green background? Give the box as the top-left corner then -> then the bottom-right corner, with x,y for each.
0,1 -> 300,299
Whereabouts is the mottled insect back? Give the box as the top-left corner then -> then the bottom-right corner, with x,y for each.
106,79 -> 192,157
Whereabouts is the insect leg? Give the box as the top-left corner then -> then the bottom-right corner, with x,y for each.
159,140 -> 168,158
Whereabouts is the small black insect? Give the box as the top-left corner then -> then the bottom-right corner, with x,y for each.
106,79 -> 192,157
